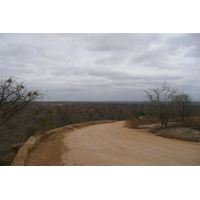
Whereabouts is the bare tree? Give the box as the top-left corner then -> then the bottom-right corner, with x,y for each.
0,77 -> 44,127
175,92 -> 192,122
145,82 -> 179,128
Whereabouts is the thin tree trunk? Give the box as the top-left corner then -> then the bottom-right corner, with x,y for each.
182,105 -> 185,122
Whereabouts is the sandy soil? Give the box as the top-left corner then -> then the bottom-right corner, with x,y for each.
26,130 -> 72,166
26,121 -> 200,166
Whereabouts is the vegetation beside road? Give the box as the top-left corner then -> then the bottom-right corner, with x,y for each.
1,78 -> 200,165
125,116 -> 200,142
0,100 -> 151,165
1,98 -> 200,165
126,82 -> 200,142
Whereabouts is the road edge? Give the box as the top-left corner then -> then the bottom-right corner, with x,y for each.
11,127 -> 67,166
11,120 -> 116,166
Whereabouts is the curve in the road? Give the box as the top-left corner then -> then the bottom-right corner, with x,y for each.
62,121 -> 200,166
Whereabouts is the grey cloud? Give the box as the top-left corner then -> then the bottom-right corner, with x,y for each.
94,51 -> 129,66
166,33 -> 200,48
36,46 -> 64,61
0,33 -> 200,101
0,43 -> 36,71
89,34 -> 182,70
163,34 -> 200,58
184,46 -> 200,58
1,43 -> 34,58
0,65 -> 34,78
87,34 -> 134,52
86,33 -> 164,53
88,69 -> 135,81
131,49 -> 167,66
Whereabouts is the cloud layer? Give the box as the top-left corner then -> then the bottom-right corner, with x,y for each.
0,33 -> 199,101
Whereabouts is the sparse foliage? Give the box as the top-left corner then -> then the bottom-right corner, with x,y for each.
175,92 -> 191,122
0,77 -> 44,127
145,82 -> 191,128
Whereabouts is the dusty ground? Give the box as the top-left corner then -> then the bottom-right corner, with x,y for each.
25,120 -> 114,166
25,130 -> 71,166
26,121 -> 200,166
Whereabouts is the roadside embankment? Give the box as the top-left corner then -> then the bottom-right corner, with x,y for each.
11,127 -> 66,166
11,120 -> 116,166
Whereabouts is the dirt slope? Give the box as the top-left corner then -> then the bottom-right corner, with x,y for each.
26,121 -> 200,166
25,129 -> 71,166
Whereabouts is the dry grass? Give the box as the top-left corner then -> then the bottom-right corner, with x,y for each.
126,116 -> 200,142
125,117 -> 159,129
148,126 -> 163,133
172,116 -> 200,130
0,151 -> 17,166
156,128 -> 200,142
34,130 -> 46,137
70,120 -> 116,129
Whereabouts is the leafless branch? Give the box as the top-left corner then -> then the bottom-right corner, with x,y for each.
0,77 -> 44,126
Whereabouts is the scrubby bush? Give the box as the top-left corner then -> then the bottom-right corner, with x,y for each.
125,117 -> 159,129
148,126 -> 163,133
145,82 -> 192,128
172,116 -> 200,130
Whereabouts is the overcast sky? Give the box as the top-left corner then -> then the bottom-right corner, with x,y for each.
0,33 -> 200,101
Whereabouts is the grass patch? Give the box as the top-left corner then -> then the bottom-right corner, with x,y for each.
126,116 -> 200,142
125,117 -> 159,129
172,116 -> 200,130
156,128 -> 200,142
148,126 -> 163,133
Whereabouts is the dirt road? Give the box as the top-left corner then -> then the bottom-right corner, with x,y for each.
62,121 -> 200,166
26,121 -> 200,166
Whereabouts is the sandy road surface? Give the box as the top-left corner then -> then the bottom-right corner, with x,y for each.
62,121 -> 200,166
